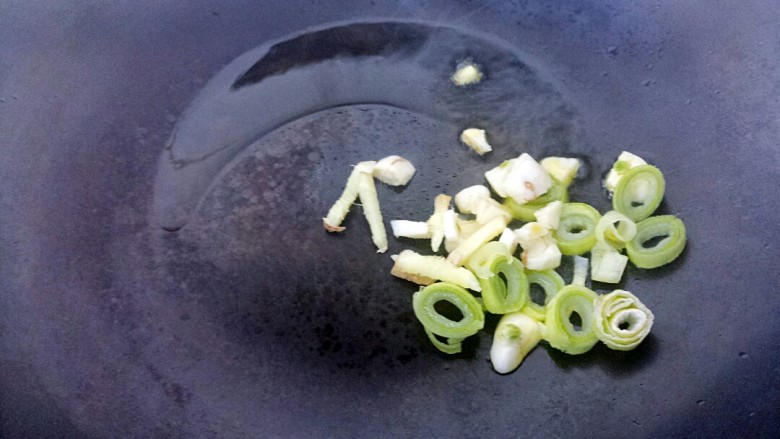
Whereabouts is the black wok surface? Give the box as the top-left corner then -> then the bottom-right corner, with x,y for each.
2,1 -> 779,437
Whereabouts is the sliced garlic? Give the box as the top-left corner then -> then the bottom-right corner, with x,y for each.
534,200 -> 563,231
460,128 -> 492,155
373,155 -> 416,186
451,60 -> 483,86
485,153 -> 553,204
454,185 -> 491,214
540,157 -> 581,186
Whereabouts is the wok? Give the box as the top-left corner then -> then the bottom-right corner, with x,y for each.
2,1 -> 778,437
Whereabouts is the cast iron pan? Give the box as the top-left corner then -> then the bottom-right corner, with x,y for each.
2,1 -> 779,437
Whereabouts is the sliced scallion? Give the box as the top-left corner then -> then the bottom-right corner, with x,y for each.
479,256 -> 529,314
542,285 -> 599,355
590,243 -> 629,284
594,289 -> 654,351
424,327 -> 465,354
595,210 -> 637,251
413,282 -> 485,353
490,312 -> 542,373
626,215 -> 686,268
572,255 -> 589,286
553,202 -> 601,255
522,269 -> 565,322
466,241 -> 512,280
612,164 -> 665,222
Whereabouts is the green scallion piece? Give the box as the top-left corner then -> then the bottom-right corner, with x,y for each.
553,202 -> 601,255
502,178 -> 569,222
594,210 -> 637,251
522,269 -> 565,322
590,242 -> 629,284
466,241 -> 513,280
626,215 -> 686,268
413,282 -> 485,354
543,285 -> 599,355
593,289 -> 654,350
612,164 -> 665,222
424,327 -> 465,354
479,257 -> 530,314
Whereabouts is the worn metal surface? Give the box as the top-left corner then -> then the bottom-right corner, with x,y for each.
1,1 -> 779,437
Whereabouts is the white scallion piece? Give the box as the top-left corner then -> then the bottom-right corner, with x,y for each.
591,243 -> 629,283
594,289 -> 654,351
490,312 -> 542,374
572,255 -> 589,286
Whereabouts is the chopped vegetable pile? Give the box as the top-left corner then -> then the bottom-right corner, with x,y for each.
322,62 -> 686,375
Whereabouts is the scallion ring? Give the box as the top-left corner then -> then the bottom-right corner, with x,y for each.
593,289 -> 654,350
412,282 -> 485,354
594,210 -> 637,251
554,203 -> 601,255
543,285 -> 599,355
423,327 -> 465,354
626,215 -> 686,268
612,164 -> 665,222
522,269 -> 565,322
466,241 -> 513,280
479,257 -> 530,314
